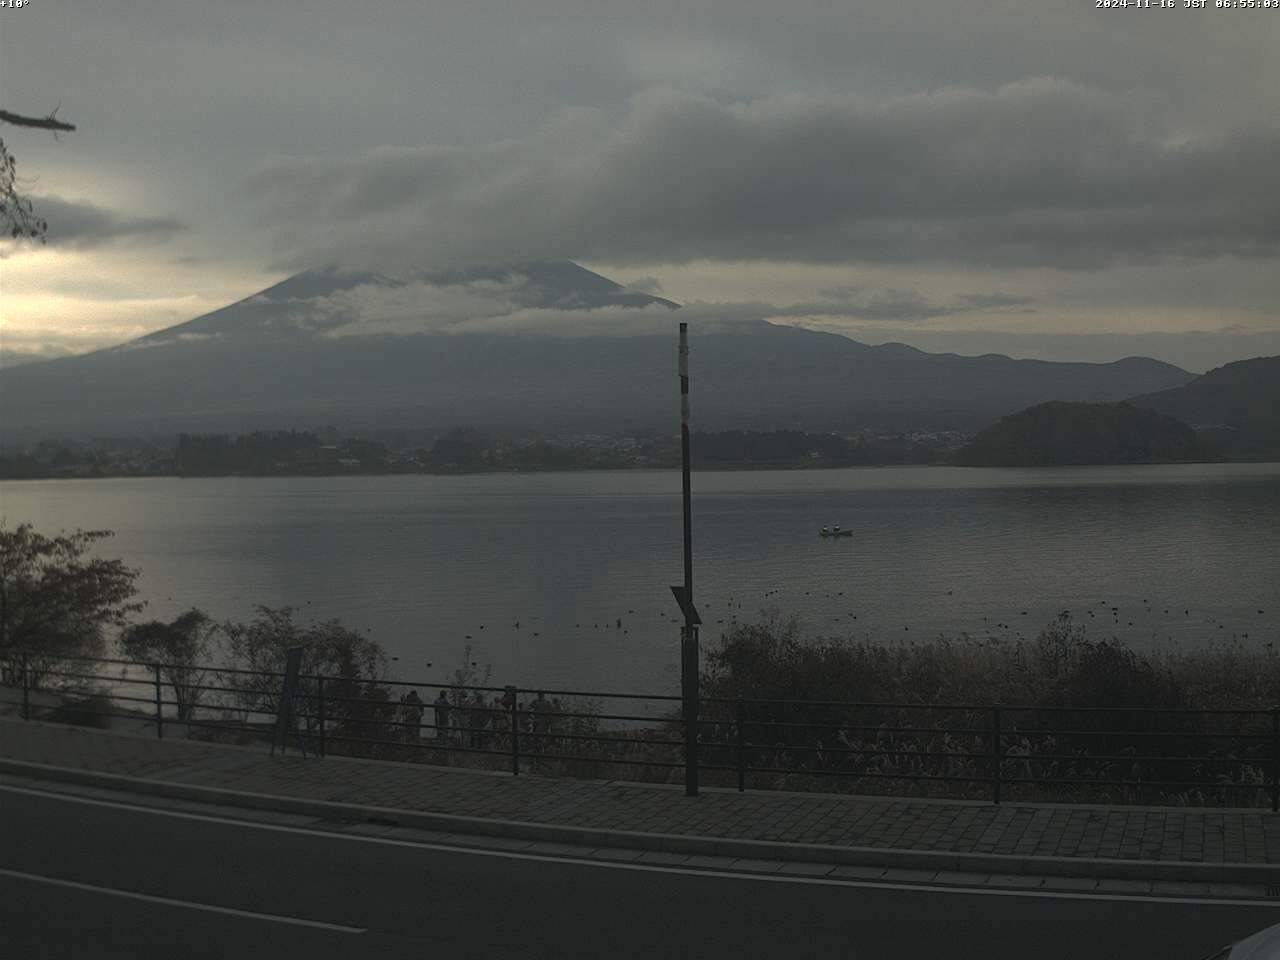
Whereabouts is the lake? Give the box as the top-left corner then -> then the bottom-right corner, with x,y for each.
3,463 -> 1278,695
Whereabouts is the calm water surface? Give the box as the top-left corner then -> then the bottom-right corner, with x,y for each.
3,463 -> 1278,694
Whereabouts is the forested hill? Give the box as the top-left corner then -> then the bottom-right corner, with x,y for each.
956,401 -> 1207,467
1130,355 -> 1280,461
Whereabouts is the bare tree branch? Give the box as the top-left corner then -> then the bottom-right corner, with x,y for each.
1,137 -> 49,242
0,108 -> 76,132
0,107 -> 75,242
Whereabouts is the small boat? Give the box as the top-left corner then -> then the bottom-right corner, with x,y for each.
820,525 -> 853,538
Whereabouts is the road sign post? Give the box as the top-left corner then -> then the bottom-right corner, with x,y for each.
272,646 -> 305,757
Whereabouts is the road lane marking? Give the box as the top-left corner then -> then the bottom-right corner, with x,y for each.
2,779 -> 1276,909
0,865 -> 366,933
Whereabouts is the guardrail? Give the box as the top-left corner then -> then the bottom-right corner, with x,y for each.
699,695 -> 1278,809
1,651 -> 1276,809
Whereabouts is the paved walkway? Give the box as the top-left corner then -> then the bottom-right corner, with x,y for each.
3,719 -> 1278,868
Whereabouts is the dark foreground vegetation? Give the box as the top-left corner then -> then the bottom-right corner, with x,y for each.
691,612 -> 1277,804
2,521 -> 1276,806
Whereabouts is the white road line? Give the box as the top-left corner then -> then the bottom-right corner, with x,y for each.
1,779 -> 1275,909
0,865 -> 366,934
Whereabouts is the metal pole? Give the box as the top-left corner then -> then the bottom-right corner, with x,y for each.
154,663 -> 164,740
991,705 -> 1002,805
736,696 -> 746,793
21,650 -> 30,721
508,685 -> 520,776
679,322 -> 699,798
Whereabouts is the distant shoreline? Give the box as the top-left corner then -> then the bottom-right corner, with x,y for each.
3,456 -> 1267,483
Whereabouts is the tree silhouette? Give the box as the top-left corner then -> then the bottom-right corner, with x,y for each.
0,524 -> 141,688
121,609 -> 219,723
0,106 -> 76,244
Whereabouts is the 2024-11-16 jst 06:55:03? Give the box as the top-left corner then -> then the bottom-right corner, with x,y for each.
1097,0 -> 1279,8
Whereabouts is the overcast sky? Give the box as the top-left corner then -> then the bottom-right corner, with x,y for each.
2,0 -> 1278,371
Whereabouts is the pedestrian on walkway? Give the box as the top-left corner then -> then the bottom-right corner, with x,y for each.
400,689 -> 424,741
492,694 -> 510,750
516,700 -> 529,750
528,691 -> 550,754
469,691 -> 490,750
497,687 -> 518,752
548,697 -> 563,752
433,690 -> 450,747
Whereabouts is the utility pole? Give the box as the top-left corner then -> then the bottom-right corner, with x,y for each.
671,322 -> 701,797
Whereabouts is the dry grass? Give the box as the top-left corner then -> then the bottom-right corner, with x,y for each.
153,613 -> 1280,807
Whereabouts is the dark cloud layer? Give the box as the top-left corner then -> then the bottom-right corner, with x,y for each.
212,269 -> 1033,340
248,80 -> 1280,274
775,287 -> 1035,323
4,2 -> 1277,370
34,197 -> 185,248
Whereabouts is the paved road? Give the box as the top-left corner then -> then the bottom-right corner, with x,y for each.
0,784 -> 1273,959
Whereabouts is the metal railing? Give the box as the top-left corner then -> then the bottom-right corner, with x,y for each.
697,695 -> 1278,808
1,651 -> 1276,809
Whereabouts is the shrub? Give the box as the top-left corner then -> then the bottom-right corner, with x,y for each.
219,606 -> 392,747
120,609 -> 219,722
694,610 -> 1272,804
44,693 -> 113,728
0,524 -> 142,683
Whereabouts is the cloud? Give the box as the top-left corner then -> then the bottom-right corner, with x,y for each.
117,332 -> 222,352
0,343 -> 80,369
954,293 -> 1036,310
223,272 -> 1280,373
229,268 -> 1037,340
622,275 -> 666,296
0,321 -> 121,367
294,279 -> 525,336
765,286 -> 1036,322
284,273 -> 740,339
27,197 -> 185,249
246,80 -> 1280,274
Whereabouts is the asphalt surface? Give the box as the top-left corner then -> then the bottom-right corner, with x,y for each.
0,783 -> 1275,960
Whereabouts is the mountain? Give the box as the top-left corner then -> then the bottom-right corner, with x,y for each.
0,262 -> 1195,441
956,401 -> 1205,467
128,261 -> 678,345
1129,355 -> 1280,460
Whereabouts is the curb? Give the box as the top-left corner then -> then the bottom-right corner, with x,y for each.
2,756 -> 1277,886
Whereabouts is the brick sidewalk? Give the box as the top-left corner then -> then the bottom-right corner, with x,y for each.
3,719 -> 1278,867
